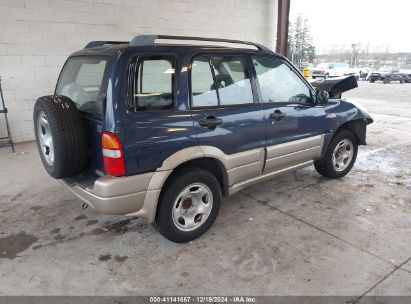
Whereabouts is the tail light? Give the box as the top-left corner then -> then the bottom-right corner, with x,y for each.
102,132 -> 125,177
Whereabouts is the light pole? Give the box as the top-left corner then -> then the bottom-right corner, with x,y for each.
351,44 -> 357,68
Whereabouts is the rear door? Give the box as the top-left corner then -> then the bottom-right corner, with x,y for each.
251,55 -> 327,174
190,54 -> 265,186
119,54 -> 197,176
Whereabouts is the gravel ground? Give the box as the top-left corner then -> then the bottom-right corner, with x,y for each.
0,81 -> 410,299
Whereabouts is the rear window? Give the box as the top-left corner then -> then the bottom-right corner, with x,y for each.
55,57 -> 110,119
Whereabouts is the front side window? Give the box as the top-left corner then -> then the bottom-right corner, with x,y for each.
56,57 -> 109,118
131,57 -> 174,111
191,55 -> 254,107
252,56 -> 311,104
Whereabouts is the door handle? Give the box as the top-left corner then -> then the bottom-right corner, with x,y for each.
269,110 -> 286,121
199,116 -> 223,128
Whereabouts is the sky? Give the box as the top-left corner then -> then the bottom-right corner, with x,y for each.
289,0 -> 410,53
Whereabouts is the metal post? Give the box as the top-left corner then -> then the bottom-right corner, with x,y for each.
276,0 -> 291,56
351,43 -> 357,68
0,76 -> 15,152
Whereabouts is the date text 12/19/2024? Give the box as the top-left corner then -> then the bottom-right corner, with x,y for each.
149,296 -> 257,303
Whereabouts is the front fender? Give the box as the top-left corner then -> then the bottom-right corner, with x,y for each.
323,98 -> 373,148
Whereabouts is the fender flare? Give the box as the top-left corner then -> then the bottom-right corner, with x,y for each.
126,146 -> 232,222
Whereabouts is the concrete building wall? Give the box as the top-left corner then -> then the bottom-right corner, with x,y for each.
0,0 -> 277,142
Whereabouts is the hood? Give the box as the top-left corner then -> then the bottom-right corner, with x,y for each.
310,75 -> 358,99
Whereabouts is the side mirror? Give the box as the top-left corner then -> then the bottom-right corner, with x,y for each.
316,90 -> 329,105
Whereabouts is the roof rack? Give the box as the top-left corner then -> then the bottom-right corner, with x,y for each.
84,41 -> 128,49
129,35 -> 272,52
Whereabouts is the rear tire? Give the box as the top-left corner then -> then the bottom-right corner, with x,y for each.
314,129 -> 358,179
33,96 -> 88,179
154,167 -> 221,243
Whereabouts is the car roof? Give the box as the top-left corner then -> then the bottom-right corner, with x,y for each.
70,35 -> 276,57
71,43 -> 275,57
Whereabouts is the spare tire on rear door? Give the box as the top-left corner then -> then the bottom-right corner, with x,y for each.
33,95 -> 88,179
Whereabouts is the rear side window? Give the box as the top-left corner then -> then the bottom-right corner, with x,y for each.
130,57 -> 175,111
56,57 -> 109,119
191,55 -> 253,107
191,56 -> 219,107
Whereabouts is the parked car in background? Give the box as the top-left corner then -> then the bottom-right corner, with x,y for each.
311,62 -> 349,79
385,70 -> 411,83
368,66 -> 401,83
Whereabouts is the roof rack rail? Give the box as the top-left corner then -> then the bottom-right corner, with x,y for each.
129,35 -> 272,52
84,41 -> 128,49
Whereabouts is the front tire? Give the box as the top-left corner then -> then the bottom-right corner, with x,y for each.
154,168 -> 222,243
314,130 -> 358,179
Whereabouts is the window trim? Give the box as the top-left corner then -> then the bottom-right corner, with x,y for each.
127,54 -> 177,113
189,53 -> 258,109
251,55 -> 315,105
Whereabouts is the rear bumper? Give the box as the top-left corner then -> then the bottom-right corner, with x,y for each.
61,172 -> 161,220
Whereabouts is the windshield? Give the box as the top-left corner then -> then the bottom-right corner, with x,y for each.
56,57 -> 110,119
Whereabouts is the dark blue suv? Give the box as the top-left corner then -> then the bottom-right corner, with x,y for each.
33,35 -> 373,243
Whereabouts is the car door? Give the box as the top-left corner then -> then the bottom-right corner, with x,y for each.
251,55 -> 327,174
119,54 -> 198,176
189,54 -> 265,186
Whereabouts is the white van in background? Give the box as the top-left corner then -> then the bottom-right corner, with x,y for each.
311,62 -> 349,79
